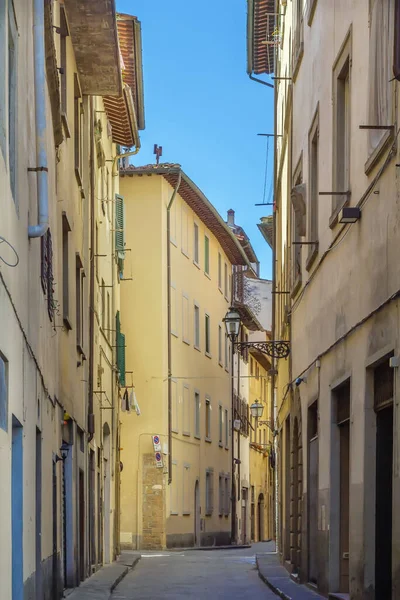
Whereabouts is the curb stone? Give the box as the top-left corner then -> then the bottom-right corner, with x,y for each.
256,555 -> 291,600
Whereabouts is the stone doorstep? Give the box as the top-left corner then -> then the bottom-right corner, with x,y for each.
64,553 -> 140,600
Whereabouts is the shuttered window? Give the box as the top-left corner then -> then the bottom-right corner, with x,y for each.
224,475 -> 231,515
41,229 -> 54,321
205,468 -> 214,515
219,475 -> 224,516
116,311 -> 126,386
115,194 -> 125,278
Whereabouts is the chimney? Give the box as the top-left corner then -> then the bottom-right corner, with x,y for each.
227,209 -> 235,226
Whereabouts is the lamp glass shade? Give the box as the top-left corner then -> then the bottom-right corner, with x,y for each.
250,401 -> 264,419
60,442 -> 70,460
223,307 -> 241,340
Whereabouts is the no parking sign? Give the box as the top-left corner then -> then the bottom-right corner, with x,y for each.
155,451 -> 164,468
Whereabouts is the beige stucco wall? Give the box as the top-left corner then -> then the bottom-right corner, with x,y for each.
119,174 -> 233,549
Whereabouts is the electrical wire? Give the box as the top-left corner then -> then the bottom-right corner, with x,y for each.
0,235 -> 19,267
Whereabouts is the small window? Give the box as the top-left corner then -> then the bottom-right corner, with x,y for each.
183,384 -> 190,435
74,74 -> 83,182
0,355 -> 8,432
76,254 -> 84,351
101,279 -> 106,330
218,253 -> 222,289
171,283 -> 178,337
224,475 -> 231,515
183,464 -> 190,515
115,195 -> 125,278
106,292 -> 111,341
219,405 -> 223,444
171,379 -> 178,432
8,2 -> 17,201
193,222 -> 199,264
194,304 -> 200,348
41,229 -> 55,321
181,205 -> 189,256
205,314 -> 211,355
204,235 -> 210,275
218,325 -> 222,365
182,293 -> 190,344
205,397 -> 211,440
224,333 -> 229,369
194,392 -> 200,437
224,263 -> 228,298
205,469 -> 214,515
170,461 -> 178,515
62,213 -> 71,326
225,409 -> 229,448
60,7 -> 68,115
219,475 -> 224,516
307,107 -> 319,268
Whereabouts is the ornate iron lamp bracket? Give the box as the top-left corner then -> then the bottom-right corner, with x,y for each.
234,340 -> 290,359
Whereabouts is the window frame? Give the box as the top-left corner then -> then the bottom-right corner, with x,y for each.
182,383 -> 190,436
205,468 -> 214,516
205,313 -> 211,356
62,212 -> 72,329
8,0 -> 17,202
194,390 -> 201,438
194,302 -> 200,350
193,221 -> 199,266
204,235 -> 210,276
306,104 -> 319,270
182,292 -> 190,345
205,396 -> 211,441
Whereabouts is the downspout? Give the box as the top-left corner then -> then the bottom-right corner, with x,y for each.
167,171 -> 182,484
112,145 -> 141,177
88,97 -> 95,442
28,0 -> 49,238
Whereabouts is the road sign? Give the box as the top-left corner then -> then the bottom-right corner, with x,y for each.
155,451 -> 163,468
152,435 -> 162,452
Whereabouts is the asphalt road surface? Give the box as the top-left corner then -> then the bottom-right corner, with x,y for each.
112,542 -> 278,600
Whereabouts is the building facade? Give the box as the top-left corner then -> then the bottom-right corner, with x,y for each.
249,0 -> 400,598
0,2 -> 144,598
118,165 -> 256,550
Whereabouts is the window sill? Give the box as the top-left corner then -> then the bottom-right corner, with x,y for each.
225,366 -> 229,373
76,344 -> 86,359
219,442 -> 223,448
224,295 -> 229,302
225,446 -> 229,451
364,129 -> 394,175
170,512 -> 178,516
63,316 -> 72,331
194,435 -> 201,440
219,361 -> 223,368
170,238 -> 178,248
205,351 -> 212,359
182,511 -> 191,516
193,260 -> 201,270
183,431 -> 190,437
307,0 -> 318,25
181,249 -> 190,259
171,330 -> 178,338
205,512 -> 213,517
61,112 -> 71,139
75,167 -> 83,188
329,194 -> 350,229
171,428 -> 179,435
183,338 -> 190,346
204,271 -> 211,280
205,437 -> 212,443
218,286 -> 223,294
305,242 -> 319,272
194,345 -> 201,352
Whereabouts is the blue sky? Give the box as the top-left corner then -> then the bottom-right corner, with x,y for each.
117,0 -> 274,279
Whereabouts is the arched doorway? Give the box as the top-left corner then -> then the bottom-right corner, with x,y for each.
194,480 -> 200,546
257,494 -> 265,541
103,423 -> 111,564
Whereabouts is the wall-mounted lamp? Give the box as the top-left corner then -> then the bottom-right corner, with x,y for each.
60,442 -> 70,461
338,207 -> 361,224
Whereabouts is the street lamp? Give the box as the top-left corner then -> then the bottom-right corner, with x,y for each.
223,307 -> 241,341
250,401 -> 264,419
60,442 -> 70,461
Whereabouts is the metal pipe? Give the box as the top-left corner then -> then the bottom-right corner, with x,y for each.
88,97 -> 95,442
29,0 -> 49,238
249,73 -> 274,88
112,145 -> 141,177
167,171 -> 182,484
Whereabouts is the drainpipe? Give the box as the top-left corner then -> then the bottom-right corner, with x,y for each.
88,97 -> 95,442
249,73 -> 274,89
28,0 -> 49,238
167,171 -> 182,484
112,145 -> 141,177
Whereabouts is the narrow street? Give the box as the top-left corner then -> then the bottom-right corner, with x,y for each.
112,543 -> 278,599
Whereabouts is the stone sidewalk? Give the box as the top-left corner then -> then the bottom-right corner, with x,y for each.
64,553 -> 140,600
256,552 -> 325,600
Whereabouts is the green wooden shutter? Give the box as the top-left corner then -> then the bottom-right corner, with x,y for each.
116,311 -> 126,386
115,195 -> 125,277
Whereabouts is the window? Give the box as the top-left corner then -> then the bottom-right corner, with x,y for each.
225,409 -> 229,448
332,33 -> 351,224
171,283 -> 178,337
205,397 -> 211,440
218,325 -> 222,365
183,384 -> 190,435
60,7 -> 68,116
291,157 -> 303,289
219,405 -> 223,445
205,314 -> 211,355
224,333 -> 228,369
115,195 -> 125,278
193,222 -> 199,264
41,229 -> 55,321
194,304 -> 200,348
182,293 -> 190,344
205,469 -> 214,515
170,200 -> 177,243
219,475 -> 224,516
170,461 -> 178,515
250,357 -> 254,377
368,0 -> 395,159
0,1 -> 6,160
224,475 -> 231,515
218,253 -> 222,289
74,74 -> 83,182
171,379 -> 178,432
62,213 -> 71,327
106,292 -> 111,341
293,0 -> 304,74
101,279 -> 106,330
204,235 -> 210,275
0,354 -> 8,432
8,1 -> 17,200
75,254 -> 84,351
183,464 -> 190,514
224,263 -> 228,298
194,391 -> 200,437
181,205 -> 189,256
116,311 -> 125,385
307,107 -> 319,269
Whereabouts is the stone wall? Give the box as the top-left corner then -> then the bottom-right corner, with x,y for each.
142,454 -> 165,549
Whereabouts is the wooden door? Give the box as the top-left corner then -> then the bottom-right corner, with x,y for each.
339,422 -> 350,592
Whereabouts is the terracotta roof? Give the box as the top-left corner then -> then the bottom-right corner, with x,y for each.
121,164 -> 252,267
258,215 -> 273,249
229,223 -> 259,266
247,0 -> 276,75
103,13 -> 145,148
